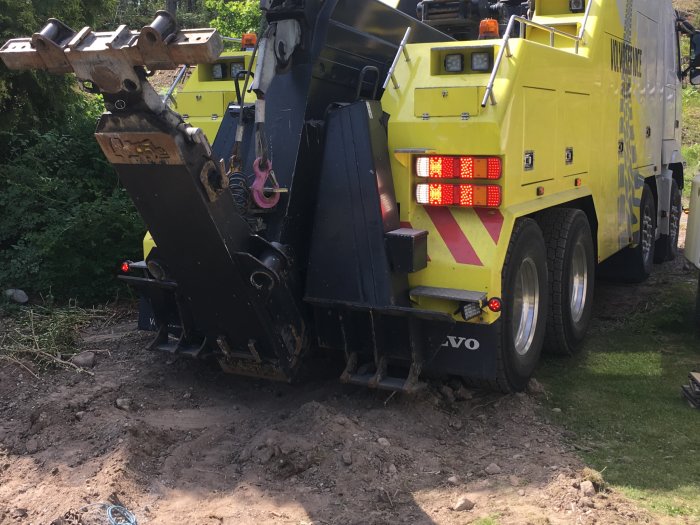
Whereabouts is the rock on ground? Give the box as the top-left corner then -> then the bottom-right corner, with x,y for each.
452,496 -> 475,511
70,351 -> 96,369
581,480 -> 596,497
485,462 -> 502,475
3,289 -> 28,304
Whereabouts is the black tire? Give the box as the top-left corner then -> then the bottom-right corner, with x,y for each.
537,209 -> 595,355
654,180 -> 681,263
598,183 -> 657,284
493,218 -> 549,392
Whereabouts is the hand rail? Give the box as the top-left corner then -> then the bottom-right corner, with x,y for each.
162,64 -> 189,104
383,27 -> 412,90
481,0 -> 594,108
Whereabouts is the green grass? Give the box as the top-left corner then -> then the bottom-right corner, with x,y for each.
472,517 -> 500,525
538,282 -> 700,519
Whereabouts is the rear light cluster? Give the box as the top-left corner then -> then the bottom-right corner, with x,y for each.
416,156 -> 501,180
416,183 -> 501,207
415,155 -> 502,208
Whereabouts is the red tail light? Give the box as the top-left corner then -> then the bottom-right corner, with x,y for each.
416,183 -> 501,208
487,297 -> 503,312
121,261 -> 131,273
416,155 -> 502,180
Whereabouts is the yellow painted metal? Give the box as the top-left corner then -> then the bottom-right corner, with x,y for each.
174,50 -> 255,143
143,231 -> 155,260
414,86 -> 484,117
381,1 -> 678,324
177,92 -> 224,116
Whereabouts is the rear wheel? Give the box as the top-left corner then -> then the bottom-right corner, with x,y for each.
494,218 -> 549,392
537,209 -> 595,355
598,182 -> 656,284
654,180 -> 681,262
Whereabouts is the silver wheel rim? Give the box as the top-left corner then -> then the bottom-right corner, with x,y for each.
570,240 -> 588,324
512,257 -> 540,356
641,204 -> 654,262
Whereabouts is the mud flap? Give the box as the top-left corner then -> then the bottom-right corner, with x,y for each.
424,320 -> 500,380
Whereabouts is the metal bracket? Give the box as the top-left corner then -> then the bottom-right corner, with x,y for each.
0,11 -> 222,95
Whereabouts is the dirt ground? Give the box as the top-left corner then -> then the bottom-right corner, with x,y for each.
0,219 -> 696,525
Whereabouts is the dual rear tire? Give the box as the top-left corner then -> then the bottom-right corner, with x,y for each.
495,210 -> 595,391
496,181 -> 674,391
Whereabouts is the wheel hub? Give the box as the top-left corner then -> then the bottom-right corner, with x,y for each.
512,257 -> 540,356
570,240 -> 589,324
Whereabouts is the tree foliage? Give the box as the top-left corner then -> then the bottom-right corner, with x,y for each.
0,98 -> 144,302
113,0 -> 213,31
0,0 -> 260,304
204,0 -> 261,37
0,0 -> 116,134
0,0 -> 144,303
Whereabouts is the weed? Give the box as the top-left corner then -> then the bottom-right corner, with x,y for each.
0,305 -> 120,374
472,516 -> 501,525
581,467 -> 606,491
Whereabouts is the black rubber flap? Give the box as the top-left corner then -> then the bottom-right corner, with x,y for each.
305,100 -> 408,307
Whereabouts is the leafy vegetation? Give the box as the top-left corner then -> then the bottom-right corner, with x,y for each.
0,0 -> 160,304
205,0 -> 261,38
538,282 -> 700,519
113,0 -> 212,31
0,97 -> 143,302
679,3 -> 700,194
0,0 -> 115,134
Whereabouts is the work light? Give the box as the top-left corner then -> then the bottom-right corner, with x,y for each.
569,0 -> 584,13
444,53 -> 464,73
471,52 -> 491,72
212,63 -> 224,79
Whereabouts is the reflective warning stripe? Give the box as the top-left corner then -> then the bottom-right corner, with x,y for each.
424,207 -> 483,266
474,209 -> 504,244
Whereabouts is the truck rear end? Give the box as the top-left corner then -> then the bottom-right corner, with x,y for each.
0,0 -> 687,392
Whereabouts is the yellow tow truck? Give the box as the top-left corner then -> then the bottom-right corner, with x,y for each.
0,1 -> 690,392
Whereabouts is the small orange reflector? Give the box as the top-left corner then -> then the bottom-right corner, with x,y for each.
575,178 -> 582,187
241,33 -> 257,50
416,183 -> 501,208
416,155 -> 502,180
121,261 -> 130,273
537,186 -> 545,196
479,19 -> 500,39
487,297 -> 502,313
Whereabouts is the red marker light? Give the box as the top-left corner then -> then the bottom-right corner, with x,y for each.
416,183 -> 501,208
121,261 -> 131,273
415,156 -> 502,180
487,297 -> 502,313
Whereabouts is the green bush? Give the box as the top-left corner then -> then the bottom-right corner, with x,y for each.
205,0 -> 261,37
0,96 -> 144,304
